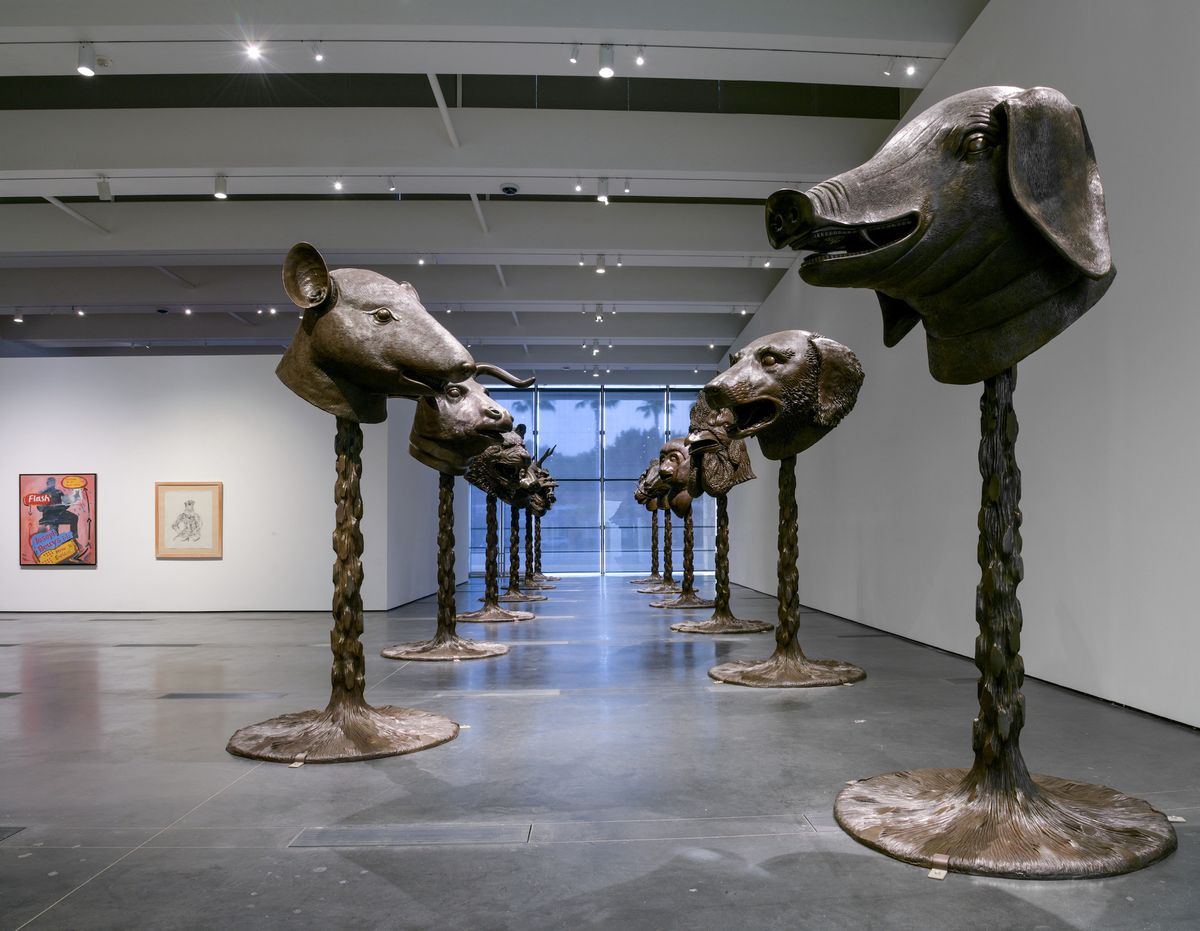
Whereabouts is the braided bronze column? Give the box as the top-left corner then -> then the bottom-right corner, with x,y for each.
672,493 -> 770,633
382,474 -> 508,659
708,455 -> 864,687
522,506 -> 554,589
532,514 -> 560,582
834,369 -> 1176,876
630,509 -> 662,584
458,494 -> 533,622
227,418 -> 459,762
500,502 -> 546,603
638,507 -> 680,594
652,507 -> 714,609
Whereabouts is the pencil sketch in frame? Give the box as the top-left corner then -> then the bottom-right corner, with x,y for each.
156,482 -> 222,559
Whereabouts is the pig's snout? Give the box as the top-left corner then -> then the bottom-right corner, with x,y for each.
765,190 -> 818,250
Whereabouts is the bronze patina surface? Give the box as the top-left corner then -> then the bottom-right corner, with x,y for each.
649,439 -> 714,610
531,448 -> 561,583
768,88 -> 1175,876
629,460 -> 663,585
704,331 -> 865,686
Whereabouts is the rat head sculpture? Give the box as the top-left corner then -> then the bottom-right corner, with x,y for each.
277,242 -> 531,421
408,379 -> 516,476
765,87 -> 1113,384
464,425 -> 535,504
703,330 -> 863,461
657,438 -> 696,519
686,393 -> 756,497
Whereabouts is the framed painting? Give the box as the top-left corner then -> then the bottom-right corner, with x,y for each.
19,473 -> 98,566
156,482 -> 223,559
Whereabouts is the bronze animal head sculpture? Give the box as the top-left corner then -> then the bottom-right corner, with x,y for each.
409,380 -> 515,476
703,330 -> 863,460
686,394 -> 756,497
634,459 -> 663,511
277,242 -> 531,421
765,86 -> 1114,384
527,446 -> 558,515
657,438 -> 695,519
464,426 -> 535,503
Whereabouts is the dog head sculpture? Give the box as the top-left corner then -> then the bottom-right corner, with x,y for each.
464,425 -> 535,504
765,86 -> 1114,384
686,393 -> 756,497
408,380 -> 515,476
277,242 -> 532,421
657,438 -> 695,519
703,330 -> 863,461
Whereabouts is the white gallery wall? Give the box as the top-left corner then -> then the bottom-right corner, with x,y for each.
0,355 -> 449,612
727,0 -> 1200,727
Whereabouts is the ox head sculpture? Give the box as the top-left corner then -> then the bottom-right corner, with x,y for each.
703,330 -> 863,461
277,242 -> 531,422
409,380 -> 516,476
765,86 -> 1114,384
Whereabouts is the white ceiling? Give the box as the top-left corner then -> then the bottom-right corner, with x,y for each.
0,0 -> 989,381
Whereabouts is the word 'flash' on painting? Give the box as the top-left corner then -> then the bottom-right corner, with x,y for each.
19,473 -> 97,566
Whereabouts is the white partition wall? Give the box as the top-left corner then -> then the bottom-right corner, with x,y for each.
0,355 -> 447,612
727,0 -> 1200,727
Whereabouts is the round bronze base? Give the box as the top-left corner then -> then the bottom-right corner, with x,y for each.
629,574 -> 661,585
457,604 -> 535,623
381,636 -> 509,661
650,591 -> 716,610
226,702 -> 459,764
522,580 -> 556,590
671,612 -> 772,634
533,572 -> 560,583
499,589 -> 547,603
637,580 -> 681,594
834,767 -> 1178,879
708,651 -> 866,688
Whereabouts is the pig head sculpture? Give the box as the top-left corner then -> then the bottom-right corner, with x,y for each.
657,439 -> 695,519
765,87 -> 1114,384
704,330 -> 863,460
686,394 -> 755,497
277,242 -> 531,421
464,426 -> 535,505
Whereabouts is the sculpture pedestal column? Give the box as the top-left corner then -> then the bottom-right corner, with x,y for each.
499,502 -> 547,603
458,494 -> 534,623
638,510 -> 680,594
834,368 -> 1175,877
651,508 -> 715,609
709,455 -> 865,687
226,418 -> 459,763
522,506 -> 554,590
630,509 -> 662,585
382,474 -> 508,660
673,495 -> 771,634
532,514 -> 560,583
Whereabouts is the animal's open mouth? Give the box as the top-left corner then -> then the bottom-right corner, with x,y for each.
686,430 -> 720,454
796,214 -> 919,268
727,397 -> 780,438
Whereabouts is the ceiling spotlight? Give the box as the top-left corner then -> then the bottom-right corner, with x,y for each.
312,42 -> 324,62
597,178 -> 609,205
740,307 -> 747,315
883,57 -> 895,77
607,341 -> 613,349
76,43 -> 97,77
623,179 -> 631,194
635,46 -> 646,67
269,307 -> 277,315
593,370 -> 600,377
213,175 -> 228,199
445,306 -> 451,313
598,44 -> 615,79
387,177 -> 396,193
605,368 -> 611,374
418,257 -> 426,265
578,255 -> 585,266
595,314 -> 604,323
256,308 -> 263,315
709,343 -> 715,349
905,62 -> 917,77
693,369 -> 699,374
245,42 -> 262,60
574,179 -> 583,193
582,342 -> 587,349
97,176 -> 112,201
333,177 -> 344,191
76,307 -> 85,316
763,259 -> 771,267
568,44 -> 579,65
595,254 -> 607,274
184,307 -> 192,315
13,312 -> 23,324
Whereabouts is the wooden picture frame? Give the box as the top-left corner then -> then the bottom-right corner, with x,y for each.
155,482 -> 222,559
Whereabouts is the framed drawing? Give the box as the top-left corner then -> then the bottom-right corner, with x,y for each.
156,482 -> 223,559
19,473 -> 98,566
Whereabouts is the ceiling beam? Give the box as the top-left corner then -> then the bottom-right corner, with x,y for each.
426,72 -> 460,148
41,195 -> 109,235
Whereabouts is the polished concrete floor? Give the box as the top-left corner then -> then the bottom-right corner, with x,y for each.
0,575 -> 1197,930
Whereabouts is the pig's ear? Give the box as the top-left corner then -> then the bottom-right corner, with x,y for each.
810,335 -> 865,428
876,292 -> 921,347
1002,87 -> 1112,279
282,242 -> 335,309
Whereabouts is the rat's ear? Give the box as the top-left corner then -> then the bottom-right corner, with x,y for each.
282,242 -> 336,309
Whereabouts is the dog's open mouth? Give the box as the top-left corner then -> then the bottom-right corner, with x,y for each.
727,397 -> 780,438
797,214 -> 919,268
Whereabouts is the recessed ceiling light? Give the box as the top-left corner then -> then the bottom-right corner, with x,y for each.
635,46 -> 646,67
213,175 -> 228,199
269,307 -> 277,315
578,255 -> 585,266
568,44 -> 579,65
693,368 -> 699,374
76,307 -> 85,316
905,62 -> 917,77
763,260 -> 771,267
740,308 -> 747,315
574,179 -> 583,193
184,308 -> 192,315
245,42 -> 262,60
623,179 -> 631,194
598,44 -> 615,79
333,177 -> 343,191
418,257 -> 425,265
13,312 -> 24,324
256,308 -> 263,315
76,43 -> 97,77
709,343 -> 714,349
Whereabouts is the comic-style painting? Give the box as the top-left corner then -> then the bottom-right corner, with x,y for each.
19,473 -> 97,566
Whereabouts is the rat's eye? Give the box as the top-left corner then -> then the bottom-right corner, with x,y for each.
373,307 -> 392,323
963,132 -> 991,155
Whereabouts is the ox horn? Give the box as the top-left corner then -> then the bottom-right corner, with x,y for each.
473,362 -> 535,388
